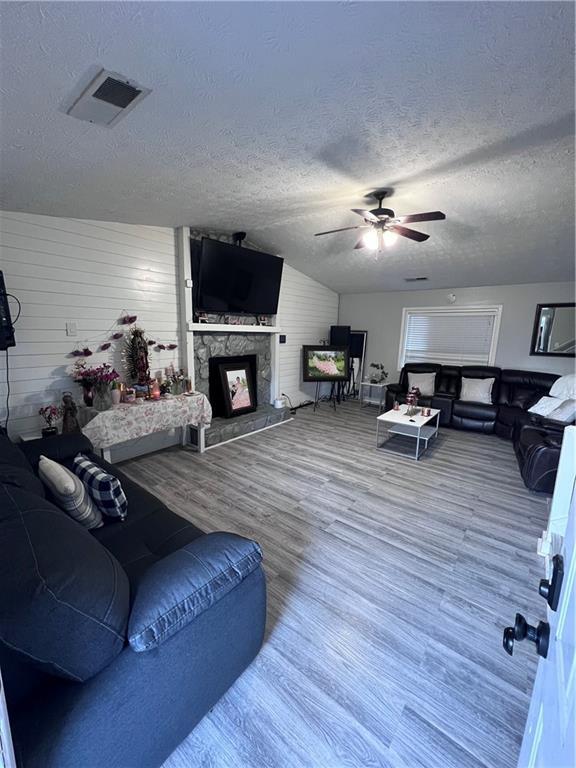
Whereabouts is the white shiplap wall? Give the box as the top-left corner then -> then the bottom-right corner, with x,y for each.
276,264 -> 339,406
0,211 -> 181,440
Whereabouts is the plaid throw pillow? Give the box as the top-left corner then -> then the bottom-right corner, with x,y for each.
38,456 -> 103,530
73,454 -> 128,521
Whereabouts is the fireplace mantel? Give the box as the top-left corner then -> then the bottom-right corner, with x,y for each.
187,322 -> 282,334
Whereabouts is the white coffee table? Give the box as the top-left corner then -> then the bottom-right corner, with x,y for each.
376,404 -> 440,461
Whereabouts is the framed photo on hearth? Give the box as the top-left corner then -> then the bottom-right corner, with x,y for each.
218,361 -> 257,417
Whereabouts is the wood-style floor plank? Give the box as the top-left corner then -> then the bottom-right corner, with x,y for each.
120,402 -> 549,768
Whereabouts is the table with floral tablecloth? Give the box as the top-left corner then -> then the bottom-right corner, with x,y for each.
81,393 -> 212,457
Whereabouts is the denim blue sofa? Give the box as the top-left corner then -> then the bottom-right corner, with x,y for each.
0,431 -> 266,768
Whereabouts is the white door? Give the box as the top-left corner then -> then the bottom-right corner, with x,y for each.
518,426 -> 576,768
0,668 -> 16,768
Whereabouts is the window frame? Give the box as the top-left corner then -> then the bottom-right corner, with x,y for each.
397,304 -> 503,370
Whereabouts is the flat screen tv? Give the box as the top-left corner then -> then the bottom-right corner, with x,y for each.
0,270 -> 16,351
194,238 -> 284,314
302,345 -> 349,382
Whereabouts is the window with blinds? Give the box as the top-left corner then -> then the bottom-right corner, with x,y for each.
398,306 -> 502,368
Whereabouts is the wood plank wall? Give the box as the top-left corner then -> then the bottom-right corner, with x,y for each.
0,211 -> 339,438
276,264 -> 339,407
0,211 -> 181,439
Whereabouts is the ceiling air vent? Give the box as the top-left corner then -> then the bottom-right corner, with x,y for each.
63,68 -> 151,127
404,277 -> 429,283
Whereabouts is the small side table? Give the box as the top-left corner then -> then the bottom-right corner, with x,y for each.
359,382 -> 387,413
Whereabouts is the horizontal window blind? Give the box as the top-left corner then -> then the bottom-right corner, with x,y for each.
399,307 -> 501,367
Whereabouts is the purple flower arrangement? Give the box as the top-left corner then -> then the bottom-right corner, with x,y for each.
38,404 -> 63,427
71,361 -> 120,388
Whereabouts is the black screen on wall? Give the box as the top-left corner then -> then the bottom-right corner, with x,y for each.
194,238 -> 284,314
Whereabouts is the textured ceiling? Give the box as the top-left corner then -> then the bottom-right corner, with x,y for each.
0,2 -> 574,293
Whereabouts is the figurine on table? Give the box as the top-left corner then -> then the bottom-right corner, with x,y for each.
61,391 -> 81,434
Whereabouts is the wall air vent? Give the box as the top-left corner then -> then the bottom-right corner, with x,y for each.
404,277 -> 429,282
63,67 -> 151,127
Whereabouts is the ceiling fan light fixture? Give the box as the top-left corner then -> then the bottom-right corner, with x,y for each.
362,229 -> 379,250
383,230 -> 398,247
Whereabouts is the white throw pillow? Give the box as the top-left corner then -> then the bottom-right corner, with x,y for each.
38,455 -> 103,529
407,372 -> 436,397
460,377 -> 495,405
549,374 -> 576,401
529,396 -> 564,418
548,399 -> 576,424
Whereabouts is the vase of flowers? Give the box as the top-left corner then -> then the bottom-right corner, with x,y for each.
71,361 -> 120,411
161,364 -> 187,395
405,386 -> 420,417
39,404 -> 63,437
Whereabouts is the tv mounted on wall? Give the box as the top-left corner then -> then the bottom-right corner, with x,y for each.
0,270 -> 16,351
194,238 -> 284,315
302,345 -> 349,382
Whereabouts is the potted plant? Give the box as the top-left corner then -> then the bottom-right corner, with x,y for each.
38,404 -> 63,437
369,363 -> 388,384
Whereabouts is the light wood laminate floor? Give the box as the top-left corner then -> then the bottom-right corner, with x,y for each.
121,402 -> 549,768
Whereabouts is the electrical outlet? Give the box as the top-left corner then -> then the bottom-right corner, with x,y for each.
66,321 -> 77,337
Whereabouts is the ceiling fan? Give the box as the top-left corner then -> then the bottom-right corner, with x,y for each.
314,191 -> 446,250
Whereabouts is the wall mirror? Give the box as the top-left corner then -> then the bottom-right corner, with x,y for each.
530,303 -> 575,357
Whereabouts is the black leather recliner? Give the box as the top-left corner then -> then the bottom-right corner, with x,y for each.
514,421 -> 564,493
450,366 -> 501,434
496,369 -> 560,439
385,363 -> 461,427
385,363 -> 441,409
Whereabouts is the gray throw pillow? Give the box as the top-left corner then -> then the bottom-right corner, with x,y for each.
38,455 -> 103,529
407,371 -> 436,397
460,377 -> 495,405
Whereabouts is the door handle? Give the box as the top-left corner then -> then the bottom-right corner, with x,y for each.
539,554 -> 564,611
503,613 -> 549,659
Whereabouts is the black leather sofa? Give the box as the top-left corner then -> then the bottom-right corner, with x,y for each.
386,364 -> 567,492
513,421 -> 565,494
0,431 -> 266,768
496,369 -> 561,439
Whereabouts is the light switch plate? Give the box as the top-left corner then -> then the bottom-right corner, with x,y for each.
66,321 -> 77,337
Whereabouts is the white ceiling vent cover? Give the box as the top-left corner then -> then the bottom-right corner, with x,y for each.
63,68 -> 151,127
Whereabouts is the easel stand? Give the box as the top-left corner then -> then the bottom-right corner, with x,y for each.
313,381 -> 337,411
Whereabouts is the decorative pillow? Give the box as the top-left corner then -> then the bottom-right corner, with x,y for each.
548,399 -> 576,424
407,372 -> 436,397
73,454 -> 128,520
460,377 -> 495,404
529,396 -> 564,418
38,456 -> 103,529
549,374 -> 576,401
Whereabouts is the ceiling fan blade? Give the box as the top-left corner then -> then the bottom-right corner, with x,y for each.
314,226 -> 363,237
353,238 -> 365,250
399,211 -> 446,223
390,225 -> 430,242
351,208 -> 380,223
